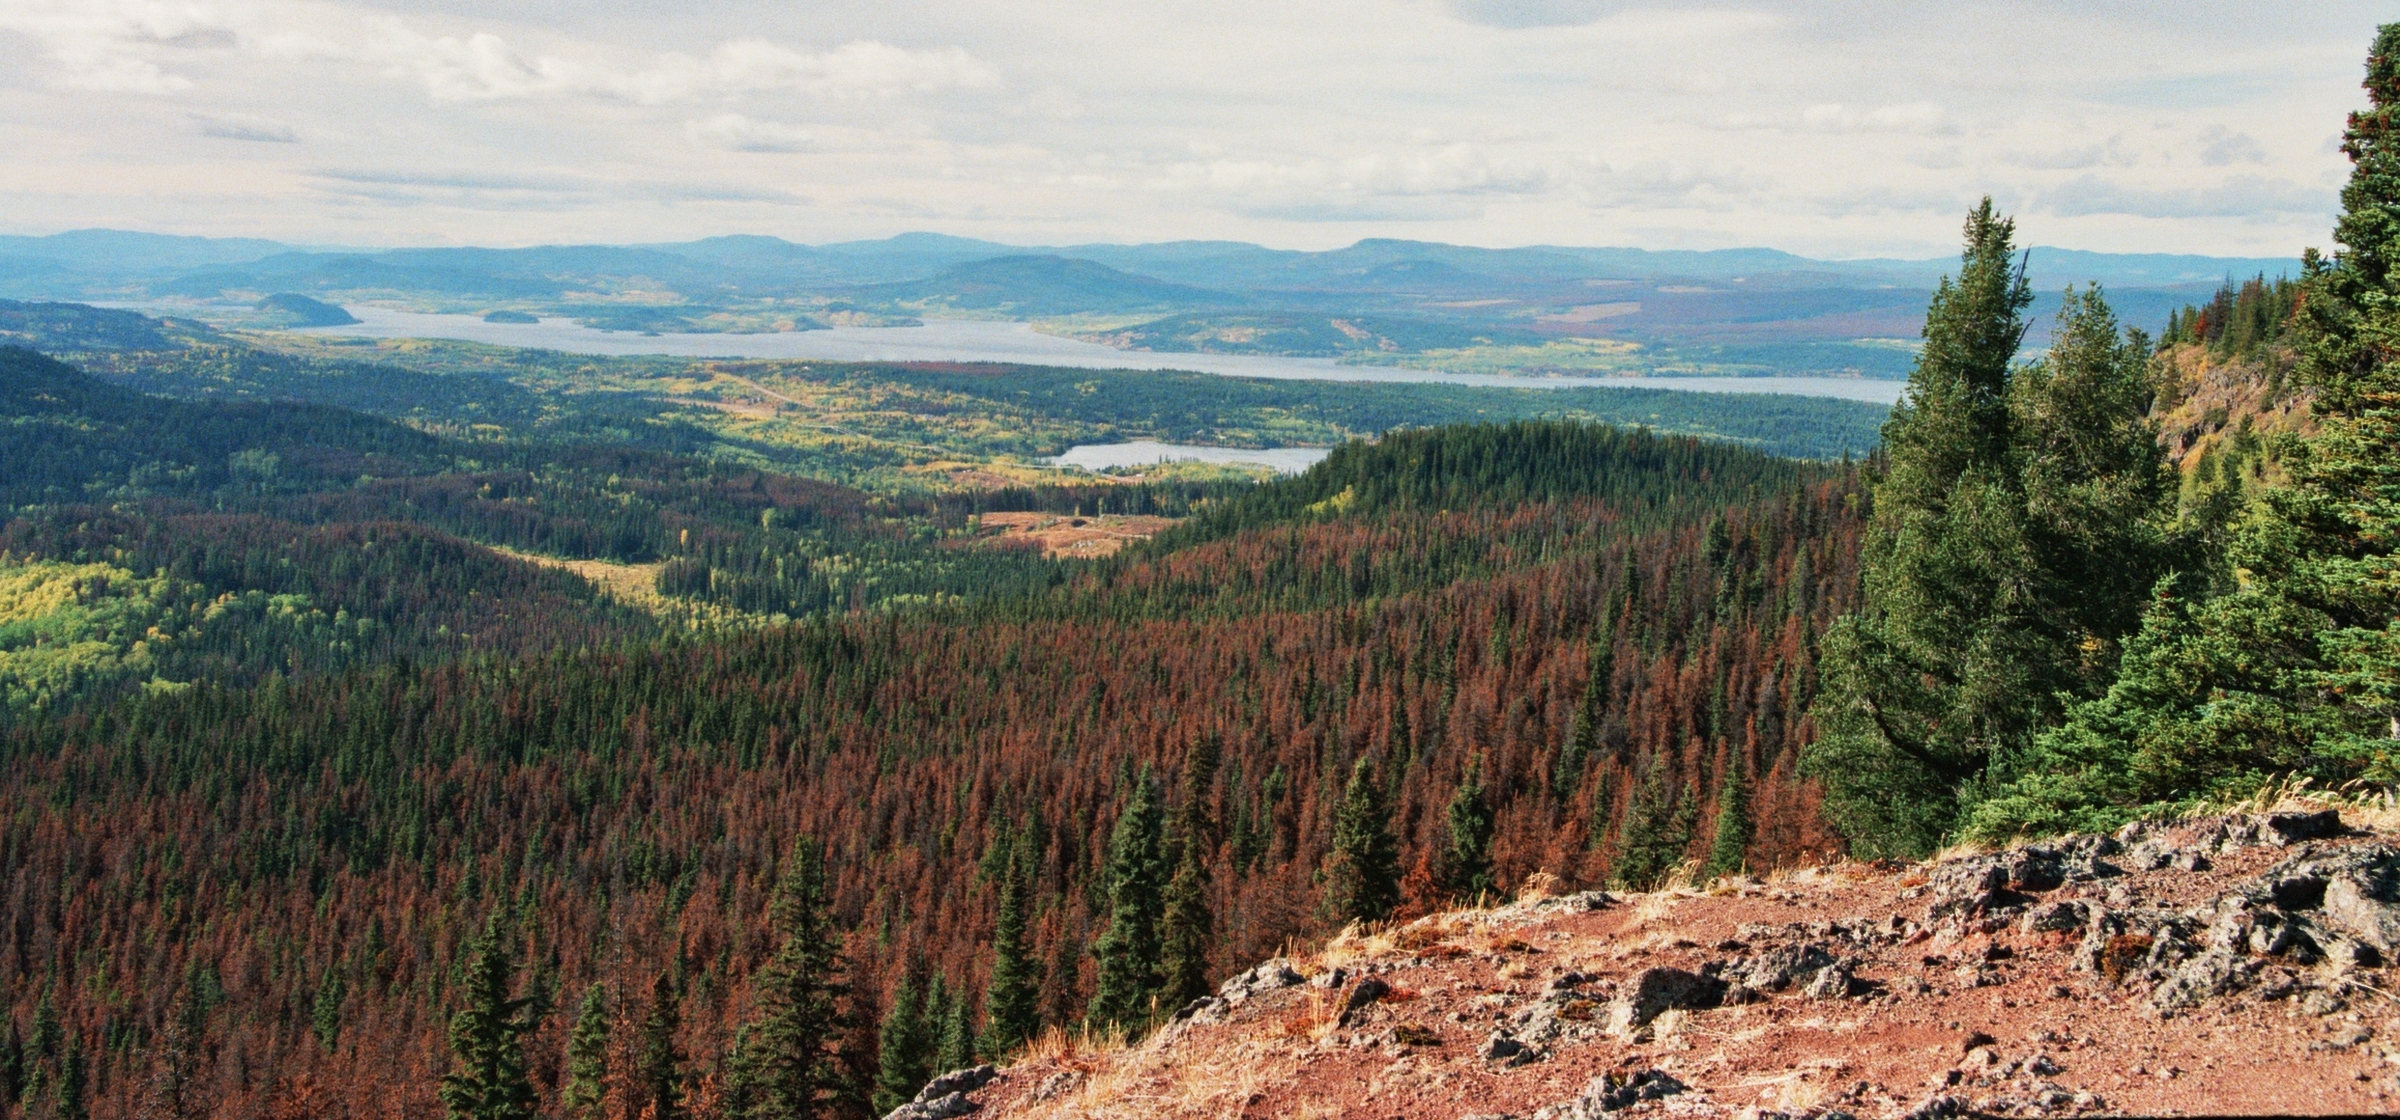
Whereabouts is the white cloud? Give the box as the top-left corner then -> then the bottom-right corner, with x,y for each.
0,0 -> 2379,255
687,113 -> 813,153
192,111 -> 296,142
0,0 -> 996,104
2044,173 -> 2328,219
2198,126 -> 2267,167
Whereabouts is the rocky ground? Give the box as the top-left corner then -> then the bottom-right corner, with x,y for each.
890,803 -> 2400,1119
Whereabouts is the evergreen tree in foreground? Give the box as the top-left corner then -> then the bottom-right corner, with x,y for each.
1321,756 -> 1401,926
1806,199 -> 2173,855
1087,771 -> 1166,1033
1160,734 -> 1221,1011
739,837 -> 851,1120
978,842 -> 1042,1057
632,974 -> 683,1120
562,985 -> 610,1120
1963,24 -> 2400,835
935,978 -> 976,1074
1440,758 -> 1495,902
437,919 -> 538,1120
870,970 -> 931,1115
1702,755 -> 1750,881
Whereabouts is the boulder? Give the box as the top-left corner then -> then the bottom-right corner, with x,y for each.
1803,960 -> 1858,1000
1603,967 -> 1724,1033
882,1091 -> 976,1120
912,1066 -> 997,1104
1336,976 -> 1390,1026
1529,1070 -> 1686,1119
1217,960 -> 1304,1001
1743,943 -> 1836,991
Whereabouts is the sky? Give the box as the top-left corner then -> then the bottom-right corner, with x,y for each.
0,1 -> 2386,257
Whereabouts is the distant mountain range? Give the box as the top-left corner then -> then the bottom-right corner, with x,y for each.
0,228 -> 2304,378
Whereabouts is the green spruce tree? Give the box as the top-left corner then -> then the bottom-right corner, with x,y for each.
1440,758 -> 1495,902
1159,734 -> 1220,1012
935,979 -> 975,1074
1964,25 -> 2400,835
1702,756 -> 1750,881
1611,763 -> 1681,891
562,984 -> 609,1120
1806,200 -> 2174,855
1321,757 -> 1401,926
870,970 -> 931,1115
1087,771 -> 1167,1033
978,843 -> 1042,1057
631,974 -> 683,1120
437,919 -> 539,1120
741,836 -> 850,1120
311,966 -> 345,1052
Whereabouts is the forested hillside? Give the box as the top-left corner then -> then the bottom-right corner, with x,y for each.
0,396 -> 1863,1119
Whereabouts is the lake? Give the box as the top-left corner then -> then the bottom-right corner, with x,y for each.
1047,441 -> 1331,474
294,307 -> 1906,405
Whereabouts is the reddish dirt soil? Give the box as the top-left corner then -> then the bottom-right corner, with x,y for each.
972,512 -> 1178,558
947,811 -> 2400,1119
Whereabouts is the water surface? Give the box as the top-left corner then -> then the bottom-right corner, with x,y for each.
294,307 -> 1905,405
1047,442 -> 1330,474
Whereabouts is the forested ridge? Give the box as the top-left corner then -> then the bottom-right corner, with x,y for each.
4,26 -> 2398,1120
0,349 -> 1865,1118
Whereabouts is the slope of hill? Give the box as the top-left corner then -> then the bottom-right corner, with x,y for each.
952,805 -> 2399,1120
0,417 -> 1865,1120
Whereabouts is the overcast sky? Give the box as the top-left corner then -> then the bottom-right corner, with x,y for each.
0,1 -> 2385,256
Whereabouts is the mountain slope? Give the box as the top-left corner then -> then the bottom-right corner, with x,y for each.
956,805 -> 2398,1120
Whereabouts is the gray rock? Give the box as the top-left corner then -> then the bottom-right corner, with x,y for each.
2020,900 -> 2090,935
1744,943 -> 1835,991
1216,960 -> 1303,1001
1310,965 -> 1349,989
2261,808 -> 2344,846
1481,1030 -> 1538,1065
912,1066 -> 997,1104
1901,1094 -> 1968,1120
1804,960 -> 1858,1000
882,1091 -> 975,1120
1336,976 -> 1390,1026
1603,966 -> 1724,1033
1530,1070 -> 1686,1119
2321,865 -> 2400,955
1173,996 -> 1231,1023
2150,946 -> 2259,1010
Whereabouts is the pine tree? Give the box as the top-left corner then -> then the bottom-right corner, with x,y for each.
631,974 -> 683,1120
50,1034 -> 82,1120
1087,771 -> 1167,1033
562,985 -> 609,1120
1321,757 -> 1401,926
1702,757 -> 1750,881
1557,607 -> 1615,800
437,919 -> 539,1120
312,966 -> 345,1052
870,970 -> 931,1115
1611,763 -> 1679,891
1440,758 -> 1495,902
742,836 -> 849,1120
935,979 -> 975,1074
1806,199 -> 2172,856
1964,25 -> 2400,835
978,845 -> 1041,1058
1159,734 -> 1220,1011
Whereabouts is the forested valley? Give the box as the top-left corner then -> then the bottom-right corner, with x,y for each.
2,29 -> 2398,1120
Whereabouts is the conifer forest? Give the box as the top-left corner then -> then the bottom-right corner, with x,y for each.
0,21 -> 2396,1120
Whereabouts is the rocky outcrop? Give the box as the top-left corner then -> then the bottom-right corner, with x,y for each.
881,1065 -> 998,1120
966,806 -> 2400,1120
